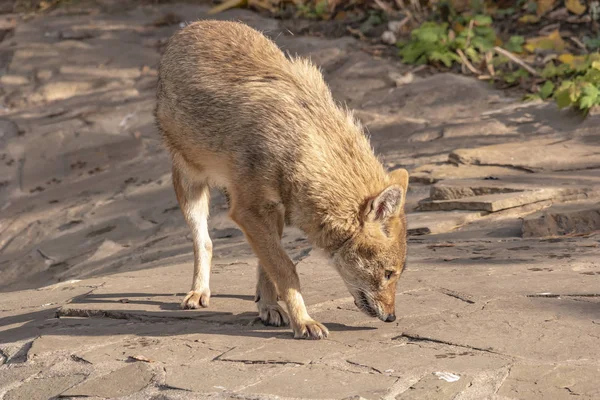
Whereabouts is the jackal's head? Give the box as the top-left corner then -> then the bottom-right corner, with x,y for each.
332,168 -> 409,323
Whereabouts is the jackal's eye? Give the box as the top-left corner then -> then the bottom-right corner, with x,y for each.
385,270 -> 394,280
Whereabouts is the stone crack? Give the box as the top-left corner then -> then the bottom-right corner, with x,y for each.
394,333 -> 509,357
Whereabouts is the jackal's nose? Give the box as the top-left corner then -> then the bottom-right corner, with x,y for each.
385,314 -> 396,322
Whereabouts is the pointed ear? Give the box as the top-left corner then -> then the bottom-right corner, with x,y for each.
389,168 -> 409,207
389,168 -> 409,190
364,185 -> 404,222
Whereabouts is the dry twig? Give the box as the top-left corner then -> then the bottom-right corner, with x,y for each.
456,49 -> 482,75
465,19 -> 475,48
410,64 -> 428,73
569,36 -> 587,50
395,0 -> 420,23
374,0 -> 396,15
485,51 -> 495,76
493,46 -> 539,76
347,26 -> 367,41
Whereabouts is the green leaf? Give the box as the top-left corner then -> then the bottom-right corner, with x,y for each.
465,47 -> 481,63
539,80 -> 555,99
579,84 -> 600,110
583,68 -> 600,85
555,80 -> 575,92
492,54 -> 510,67
583,36 -> 600,51
579,95 -> 596,110
541,62 -> 572,79
395,39 -> 408,48
501,69 -> 529,84
472,15 -> 493,26
506,36 -> 525,53
541,63 -> 557,78
413,22 -> 448,43
399,44 -> 427,64
496,7 -> 516,17
430,50 -> 454,67
453,36 -> 467,49
555,89 -> 573,108
314,0 -> 328,17
524,93 -> 542,102
366,13 -> 383,26
554,81 -> 577,109
471,36 -> 496,52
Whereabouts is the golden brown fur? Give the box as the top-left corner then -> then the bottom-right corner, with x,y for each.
155,20 -> 409,339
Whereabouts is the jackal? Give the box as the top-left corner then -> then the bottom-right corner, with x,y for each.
155,20 -> 409,339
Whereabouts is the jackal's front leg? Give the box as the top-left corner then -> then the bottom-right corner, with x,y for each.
230,202 -> 328,340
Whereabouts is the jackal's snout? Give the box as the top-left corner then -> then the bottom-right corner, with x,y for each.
353,290 -> 396,322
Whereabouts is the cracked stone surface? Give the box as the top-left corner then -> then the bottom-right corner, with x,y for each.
396,373 -> 470,400
449,138 -> 600,172
61,362 -> 154,398
522,200 -> 600,238
0,2 -> 599,399
3,374 -> 87,400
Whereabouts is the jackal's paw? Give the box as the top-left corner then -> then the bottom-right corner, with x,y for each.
181,289 -> 210,309
258,304 -> 289,327
293,319 -> 329,340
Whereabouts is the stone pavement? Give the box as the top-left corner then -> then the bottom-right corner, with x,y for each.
0,2 -> 599,399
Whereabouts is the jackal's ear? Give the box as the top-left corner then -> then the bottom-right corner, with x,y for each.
389,168 -> 409,191
364,185 -> 404,222
389,168 -> 409,208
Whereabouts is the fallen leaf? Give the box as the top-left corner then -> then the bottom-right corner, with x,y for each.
524,29 -> 566,53
537,0 -> 556,16
452,22 -> 465,34
558,53 -> 586,68
207,0 -> 247,15
519,14 -> 541,23
565,0 -> 586,15
334,10 -> 347,20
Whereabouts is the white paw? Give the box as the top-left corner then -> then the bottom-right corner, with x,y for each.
181,289 -> 210,309
293,319 -> 329,340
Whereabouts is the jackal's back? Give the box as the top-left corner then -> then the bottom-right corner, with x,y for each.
155,20 -> 338,158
